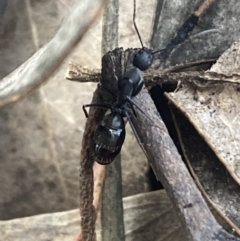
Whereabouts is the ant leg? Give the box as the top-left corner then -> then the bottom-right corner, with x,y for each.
131,104 -> 137,118
126,96 -> 167,132
126,96 -> 156,125
82,104 -> 111,118
125,111 -> 150,160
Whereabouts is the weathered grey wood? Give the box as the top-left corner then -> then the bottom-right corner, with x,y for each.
101,1 -> 125,241
0,190 -> 186,241
131,88 -> 239,241
0,0 -> 109,107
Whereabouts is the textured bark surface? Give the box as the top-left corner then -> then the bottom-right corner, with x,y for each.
132,88 -> 239,241
171,105 -> 240,235
151,0 -> 240,68
165,38 -> 240,236
101,4 -> 126,235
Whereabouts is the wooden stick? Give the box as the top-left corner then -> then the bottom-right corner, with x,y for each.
132,88 -> 240,241
195,0 -> 217,17
0,0 -> 109,107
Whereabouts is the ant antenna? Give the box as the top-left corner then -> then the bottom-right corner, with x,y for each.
133,0 -> 144,48
152,48 -> 164,55
132,0 -> 153,71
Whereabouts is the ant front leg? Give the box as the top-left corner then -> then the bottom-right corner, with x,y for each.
82,103 -> 112,118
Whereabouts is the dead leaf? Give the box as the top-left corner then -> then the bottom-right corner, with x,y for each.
165,37 -> 240,234
0,190 -> 186,241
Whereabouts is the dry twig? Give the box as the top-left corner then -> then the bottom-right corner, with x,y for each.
74,0 -> 240,240
0,0 -> 109,107
131,88 -> 240,241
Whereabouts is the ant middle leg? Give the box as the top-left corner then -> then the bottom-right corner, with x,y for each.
82,103 -> 112,118
126,96 -> 158,126
125,111 -> 150,160
126,95 -> 167,132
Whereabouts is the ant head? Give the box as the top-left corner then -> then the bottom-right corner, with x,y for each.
133,47 -> 153,71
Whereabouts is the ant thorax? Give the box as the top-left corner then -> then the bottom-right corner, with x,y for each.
117,67 -> 143,105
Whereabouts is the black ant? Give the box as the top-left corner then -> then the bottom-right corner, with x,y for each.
82,66 -> 152,165
83,0 -> 202,165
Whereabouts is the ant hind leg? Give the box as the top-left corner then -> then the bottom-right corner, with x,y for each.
125,111 -> 150,160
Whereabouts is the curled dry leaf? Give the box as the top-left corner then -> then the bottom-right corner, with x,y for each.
165,38 -> 240,234
210,39 -> 240,75
0,190 -> 186,241
170,105 -> 240,235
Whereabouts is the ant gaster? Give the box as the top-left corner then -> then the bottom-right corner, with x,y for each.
83,0 -> 200,165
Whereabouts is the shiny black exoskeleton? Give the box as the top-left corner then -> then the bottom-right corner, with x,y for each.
91,109 -> 126,165
132,47 -> 153,71
83,0 -> 200,165
84,61 -> 148,165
